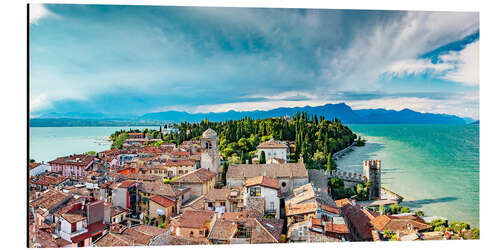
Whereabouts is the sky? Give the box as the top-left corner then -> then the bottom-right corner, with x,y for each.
29,4 -> 480,119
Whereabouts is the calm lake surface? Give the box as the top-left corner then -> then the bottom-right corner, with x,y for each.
29,126 -> 157,163
29,124 -> 479,227
337,124 -> 479,227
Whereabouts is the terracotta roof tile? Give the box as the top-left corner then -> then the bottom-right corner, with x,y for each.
326,223 -> 350,234
140,182 -> 187,197
30,189 -> 71,211
227,162 -> 308,179
177,210 -> 216,229
245,176 -> 280,190
173,168 -> 216,184
150,195 -> 176,208
257,139 -> 289,149
204,188 -> 231,202
335,198 -> 353,208
48,154 -> 94,167
370,214 -> 432,232
342,204 -> 374,241
208,219 -> 238,241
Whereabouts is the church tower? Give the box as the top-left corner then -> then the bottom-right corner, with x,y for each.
201,128 -> 220,174
363,160 -> 381,200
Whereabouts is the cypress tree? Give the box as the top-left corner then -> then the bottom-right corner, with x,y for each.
259,151 -> 266,164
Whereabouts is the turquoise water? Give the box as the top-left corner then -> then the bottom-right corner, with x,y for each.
29,126 -> 157,163
336,124 -> 479,228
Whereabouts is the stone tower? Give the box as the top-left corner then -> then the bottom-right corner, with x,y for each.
363,160 -> 381,200
201,128 -> 220,174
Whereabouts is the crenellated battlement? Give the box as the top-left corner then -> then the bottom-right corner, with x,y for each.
332,170 -> 366,184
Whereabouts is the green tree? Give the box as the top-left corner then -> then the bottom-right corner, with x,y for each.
29,158 -> 35,163
450,221 -> 470,233
379,204 -> 386,215
389,203 -> 402,214
326,154 -> 333,173
430,219 -> 448,231
471,228 -> 480,239
401,206 -> 411,213
415,210 -> 425,216
85,151 -> 97,156
221,161 -> 228,185
259,151 -> 266,164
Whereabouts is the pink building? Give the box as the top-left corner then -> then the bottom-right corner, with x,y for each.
48,154 -> 95,178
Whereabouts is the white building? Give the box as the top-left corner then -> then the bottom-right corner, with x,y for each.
243,176 -> 281,218
226,162 -> 309,195
256,139 -> 289,163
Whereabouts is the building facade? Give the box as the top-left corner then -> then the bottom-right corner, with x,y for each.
200,128 -> 220,174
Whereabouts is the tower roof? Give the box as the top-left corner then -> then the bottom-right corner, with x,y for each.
202,128 -> 218,139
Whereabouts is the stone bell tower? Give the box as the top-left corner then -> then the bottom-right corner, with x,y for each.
363,160 -> 381,200
201,128 -> 220,174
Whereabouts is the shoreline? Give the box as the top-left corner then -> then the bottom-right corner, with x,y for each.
334,135 -> 478,228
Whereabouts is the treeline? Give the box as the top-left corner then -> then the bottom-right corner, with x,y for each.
164,112 -> 356,168
109,112 -> 357,169
110,127 -> 163,149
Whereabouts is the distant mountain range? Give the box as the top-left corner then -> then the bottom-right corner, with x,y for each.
30,103 -> 473,127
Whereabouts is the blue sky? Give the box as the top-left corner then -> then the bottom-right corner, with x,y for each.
29,4 -> 479,119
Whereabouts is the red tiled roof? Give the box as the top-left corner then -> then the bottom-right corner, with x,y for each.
257,139 -> 288,149
178,210 -> 216,229
171,151 -> 190,156
208,219 -> 237,241
150,195 -> 176,208
342,204 -> 375,241
326,223 -> 350,234
335,198 -> 353,208
245,176 -> 280,190
88,221 -> 107,235
321,204 -> 340,214
164,160 -> 195,167
370,214 -> 432,232
173,168 -> 216,184
71,232 -> 90,243
128,132 -> 143,136
118,180 -> 137,188
29,162 -> 40,170
30,189 -> 71,211
111,206 -> 127,217
30,175 -> 68,186
48,154 -> 94,167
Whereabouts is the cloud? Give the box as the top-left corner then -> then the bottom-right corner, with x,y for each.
383,40 -> 479,85
29,4 -> 53,24
440,41 -> 479,85
28,6 -> 479,118
385,59 -> 455,76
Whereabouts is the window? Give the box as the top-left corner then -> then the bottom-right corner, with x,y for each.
190,231 -> 194,237
220,202 -> 225,207
281,182 -> 286,188
250,187 -> 261,197
71,222 -> 76,233
270,202 -> 274,210
199,230 -> 204,236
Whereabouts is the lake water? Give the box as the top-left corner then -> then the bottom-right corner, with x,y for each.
336,124 -> 479,228
29,126 -> 158,163
29,124 -> 479,227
